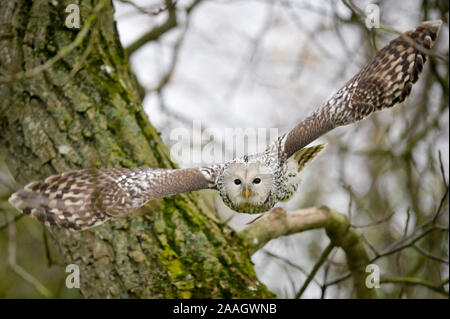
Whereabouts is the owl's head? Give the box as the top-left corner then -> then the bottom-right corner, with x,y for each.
217,157 -> 276,214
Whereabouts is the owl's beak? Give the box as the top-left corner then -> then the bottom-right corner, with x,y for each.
244,188 -> 249,198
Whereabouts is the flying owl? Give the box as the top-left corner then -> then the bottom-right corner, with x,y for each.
9,21 -> 442,230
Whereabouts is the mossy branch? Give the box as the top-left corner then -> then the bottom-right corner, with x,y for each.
239,206 -> 377,299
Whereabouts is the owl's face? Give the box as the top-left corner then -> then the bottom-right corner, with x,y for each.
219,160 -> 275,213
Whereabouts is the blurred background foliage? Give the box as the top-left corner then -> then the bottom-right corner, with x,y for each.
0,0 -> 448,298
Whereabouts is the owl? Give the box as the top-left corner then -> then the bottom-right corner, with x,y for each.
8,21 -> 442,230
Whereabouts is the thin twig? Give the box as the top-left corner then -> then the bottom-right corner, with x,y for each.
413,245 -> 449,265
295,242 -> 335,299
381,276 -> 449,297
0,214 -> 24,231
119,0 -> 177,16
42,228 -> 54,267
438,150 -> 448,187
7,211 -> 52,298
262,249 -> 321,286
320,248 -> 337,299
360,233 -> 380,257
351,211 -> 395,228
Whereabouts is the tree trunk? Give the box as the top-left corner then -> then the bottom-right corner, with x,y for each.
0,0 -> 273,298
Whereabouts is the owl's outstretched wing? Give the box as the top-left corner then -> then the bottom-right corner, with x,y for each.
8,166 -> 221,230
282,20 -> 442,159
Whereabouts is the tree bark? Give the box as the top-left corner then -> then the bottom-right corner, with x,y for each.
0,0 -> 273,298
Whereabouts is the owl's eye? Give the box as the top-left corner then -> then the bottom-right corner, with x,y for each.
253,178 -> 261,184
234,179 -> 242,185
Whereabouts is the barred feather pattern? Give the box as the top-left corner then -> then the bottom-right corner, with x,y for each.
8,167 -> 219,230
293,144 -> 326,172
321,21 -> 440,125
282,20 -> 442,158
279,144 -> 326,202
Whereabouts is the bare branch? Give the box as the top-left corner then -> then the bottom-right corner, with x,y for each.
380,276 -> 449,297
413,245 -> 449,265
118,0 -> 177,16
7,211 -> 52,298
125,0 -> 202,56
295,242 -> 335,299
351,212 -> 395,228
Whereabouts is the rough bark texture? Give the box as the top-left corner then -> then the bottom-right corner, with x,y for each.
0,0 -> 273,298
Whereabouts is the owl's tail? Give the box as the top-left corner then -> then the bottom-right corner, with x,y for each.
293,144 -> 326,172
8,170 -> 112,231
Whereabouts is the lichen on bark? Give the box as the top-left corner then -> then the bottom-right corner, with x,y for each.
0,0 -> 273,298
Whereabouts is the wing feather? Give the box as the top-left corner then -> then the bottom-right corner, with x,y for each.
8,166 -> 220,230
282,20 -> 442,158
293,144 -> 326,172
